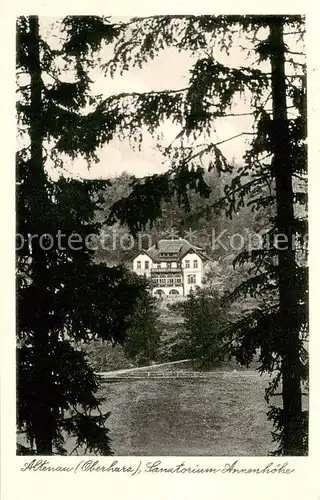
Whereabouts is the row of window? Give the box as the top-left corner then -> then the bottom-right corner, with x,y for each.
159,262 -> 177,269
136,260 -> 199,270
152,274 -> 197,285
152,276 -> 182,286
136,260 -> 150,269
185,260 -> 198,269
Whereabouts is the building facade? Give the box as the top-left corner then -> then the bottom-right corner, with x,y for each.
132,238 -> 209,297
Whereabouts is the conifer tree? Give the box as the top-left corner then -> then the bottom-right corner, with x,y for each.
123,292 -> 162,366
16,15 -> 149,455
17,14 -> 308,456
101,15 -> 307,455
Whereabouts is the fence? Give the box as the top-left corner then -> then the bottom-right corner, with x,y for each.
100,370 -> 218,380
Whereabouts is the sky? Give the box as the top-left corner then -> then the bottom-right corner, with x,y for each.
85,47 -> 253,179
38,17 -> 303,180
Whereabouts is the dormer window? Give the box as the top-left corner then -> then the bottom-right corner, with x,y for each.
193,260 -> 198,268
185,260 -> 190,268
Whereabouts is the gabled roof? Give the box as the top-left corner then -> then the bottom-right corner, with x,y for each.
133,250 -> 150,260
134,238 -> 209,263
180,246 -> 210,261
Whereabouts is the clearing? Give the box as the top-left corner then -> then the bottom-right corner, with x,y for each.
96,370 -> 278,456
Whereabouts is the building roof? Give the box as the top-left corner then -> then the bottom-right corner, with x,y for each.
135,238 -> 208,263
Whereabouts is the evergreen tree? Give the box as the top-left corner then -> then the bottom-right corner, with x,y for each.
171,288 -> 229,368
16,16 -> 149,455
17,14 -> 308,456
123,291 -> 162,366
100,15 -> 307,455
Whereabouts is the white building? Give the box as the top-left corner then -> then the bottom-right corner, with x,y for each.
132,238 -> 210,297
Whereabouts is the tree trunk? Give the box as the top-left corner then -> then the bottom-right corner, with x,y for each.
28,15 -> 53,455
269,18 -> 304,455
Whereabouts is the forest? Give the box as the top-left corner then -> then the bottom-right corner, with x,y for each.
16,15 -> 307,456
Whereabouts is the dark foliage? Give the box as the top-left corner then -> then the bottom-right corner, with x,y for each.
16,16 -> 149,455
97,15 -> 307,455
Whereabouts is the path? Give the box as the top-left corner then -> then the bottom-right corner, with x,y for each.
98,358 -> 241,380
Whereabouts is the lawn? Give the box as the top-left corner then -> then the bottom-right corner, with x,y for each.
95,370 -> 280,456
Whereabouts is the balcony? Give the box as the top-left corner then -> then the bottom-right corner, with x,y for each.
151,267 -> 181,273
151,272 -> 183,286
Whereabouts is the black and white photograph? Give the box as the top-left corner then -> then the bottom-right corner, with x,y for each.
14,14 -> 309,460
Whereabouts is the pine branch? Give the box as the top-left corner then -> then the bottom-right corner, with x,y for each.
68,442 -> 81,456
104,87 -> 188,103
283,31 -> 306,36
285,50 -> 305,57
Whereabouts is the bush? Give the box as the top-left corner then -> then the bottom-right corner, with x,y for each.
170,287 -> 230,369
123,293 -> 162,366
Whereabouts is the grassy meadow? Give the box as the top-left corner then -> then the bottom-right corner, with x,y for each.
95,371 -> 278,456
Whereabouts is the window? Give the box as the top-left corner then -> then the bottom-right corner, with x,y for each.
187,274 -> 196,284
193,260 -> 198,268
167,277 -> 174,285
160,277 -> 166,285
137,261 -> 141,269
166,262 -> 171,269
175,276 -> 182,285
185,260 -> 190,268
145,261 -> 149,269
157,263 -> 161,269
